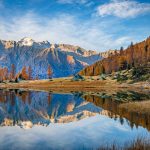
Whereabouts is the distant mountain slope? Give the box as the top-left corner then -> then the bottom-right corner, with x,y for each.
0,37 -> 104,78
79,37 -> 150,76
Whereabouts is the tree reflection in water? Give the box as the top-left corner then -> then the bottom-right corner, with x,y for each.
82,93 -> 150,131
0,89 -> 150,131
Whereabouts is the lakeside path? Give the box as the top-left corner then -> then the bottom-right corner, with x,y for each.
0,76 -> 149,93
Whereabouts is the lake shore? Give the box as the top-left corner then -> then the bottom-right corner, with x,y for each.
0,76 -> 149,93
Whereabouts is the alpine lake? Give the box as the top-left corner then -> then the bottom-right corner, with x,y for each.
0,88 -> 150,150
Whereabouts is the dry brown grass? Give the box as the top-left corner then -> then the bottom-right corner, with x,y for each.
120,100 -> 150,115
0,77 -> 124,92
97,137 -> 150,150
0,76 -> 149,93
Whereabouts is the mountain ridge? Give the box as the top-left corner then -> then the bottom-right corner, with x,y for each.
0,37 -> 117,78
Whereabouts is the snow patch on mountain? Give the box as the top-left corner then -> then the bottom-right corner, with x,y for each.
18,37 -> 34,46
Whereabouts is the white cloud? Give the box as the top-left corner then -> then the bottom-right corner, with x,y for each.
97,0 -> 150,18
0,12 -> 139,51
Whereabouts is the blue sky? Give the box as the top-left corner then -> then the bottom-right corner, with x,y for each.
0,0 -> 150,51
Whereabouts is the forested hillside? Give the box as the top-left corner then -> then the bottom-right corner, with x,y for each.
79,37 -> 150,76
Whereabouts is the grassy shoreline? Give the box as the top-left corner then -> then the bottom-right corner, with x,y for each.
0,76 -> 149,92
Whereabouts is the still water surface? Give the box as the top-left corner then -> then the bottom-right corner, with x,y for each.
0,89 -> 150,150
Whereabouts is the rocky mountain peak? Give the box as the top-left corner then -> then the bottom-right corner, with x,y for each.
18,37 -> 35,46
0,40 -> 15,49
99,49 -> 119,58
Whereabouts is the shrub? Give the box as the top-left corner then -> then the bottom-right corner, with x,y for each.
99,74 -> 106,80
15,77 -> 18,83
116,74 -> 128,82
131,65 -> 150,81
72,74 -> 85,81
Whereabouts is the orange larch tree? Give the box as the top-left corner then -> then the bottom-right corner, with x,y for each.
21,66 -> 28,80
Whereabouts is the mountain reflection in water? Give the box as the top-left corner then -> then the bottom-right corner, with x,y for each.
0,89 -> 150,130
0,89 -> 150,150
0,89 -> 102,128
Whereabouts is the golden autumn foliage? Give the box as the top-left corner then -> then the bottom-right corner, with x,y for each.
20,66 -> 29,80
0,65 -> 34,81
0,67 -> 8,81
79,37 -> 150,76
83,94 -> 150,131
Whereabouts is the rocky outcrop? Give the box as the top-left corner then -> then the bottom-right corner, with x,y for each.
99,50 -> 119,58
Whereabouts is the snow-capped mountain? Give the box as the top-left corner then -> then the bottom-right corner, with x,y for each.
18,37 -> 35,46
18,37 -> 51,48
0,37 -> 103,78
